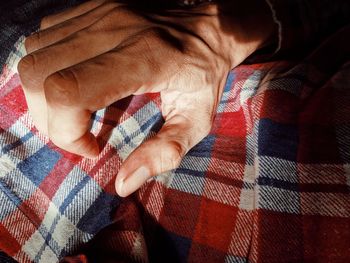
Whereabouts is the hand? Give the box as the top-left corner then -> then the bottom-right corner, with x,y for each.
18,0 -> 274,197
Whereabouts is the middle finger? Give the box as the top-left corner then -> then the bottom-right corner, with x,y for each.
25,1 -> 122,53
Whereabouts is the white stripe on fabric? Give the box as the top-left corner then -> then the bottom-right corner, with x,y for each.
3,169 -> 38,202
0,154 -> 16,177
0,36 -> 25,88
51,215 -> 76,249
42,203 -> 60,235
238,188 -> 255,211
240,71 -> 263,104
257,185 -> 300,214
170,173 -> 205,196
52,166 -> 89,215
64,178 -> 101,224
38,246 -> 58,263
258,156 -> 298,183
22,231 -> 46,262
225,255 -> 248,263
179,156 -> 211,172
0,189 -> 17,220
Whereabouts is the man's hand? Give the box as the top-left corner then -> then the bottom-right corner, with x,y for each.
18,0 -> 274,197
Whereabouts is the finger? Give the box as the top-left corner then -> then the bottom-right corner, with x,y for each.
115,114 -> 211,197
42,49 -> 154,156
41,28 -> 180,157
40,0 -> 109,30
17,56 -> 49,134
42,27 -> 179,111
44,70 -> 100,157
26,1 -> 120,53
20,5 -> 152,89
19,26 -> 112,134
18,12 -> 142,135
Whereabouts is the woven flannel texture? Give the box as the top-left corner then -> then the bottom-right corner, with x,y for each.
1,26 -> 350,262
1,1 -> 350,263
61,26 -> 350,263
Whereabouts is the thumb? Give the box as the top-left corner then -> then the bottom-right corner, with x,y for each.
115,114 -> 210,197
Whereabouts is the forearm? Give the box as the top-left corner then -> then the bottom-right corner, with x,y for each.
265,0 -> 350,53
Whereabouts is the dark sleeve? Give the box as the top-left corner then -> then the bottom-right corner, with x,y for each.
265,0 -> 350,53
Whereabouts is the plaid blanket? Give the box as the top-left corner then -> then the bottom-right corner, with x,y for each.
1,1 -> 350,262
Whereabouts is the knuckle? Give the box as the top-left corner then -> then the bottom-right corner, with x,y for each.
162,140 -> 186,169
49,132 -> 69,147
44,70 -> 80,107
17,54 -> 34,76
91,5 -> 133,31
142,27 -> 169,41
24,32 -> 43,53
101,1 -> 120,10
137,28 -> 170,70
49,132 -> 77,152
40,16 -> 50,30
89,0 -> 108,8
24,36 -> 33,52
17,54 -> 42,90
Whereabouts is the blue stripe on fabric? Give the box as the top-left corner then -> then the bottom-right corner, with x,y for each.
18,145 -> 60,186
258,185 -> 300,214
224,71 -> 235,93
0,180 -> 22,207
167,232 -> 192,262
220,70 -> 262,104
77,191 -> 120,235
115,111 -> 162,149
140,111 -> 163,134
258,177 -> 299,192
217,72 -> 235,112
175,168 -> 207,178
117,125 -> 137,148
0,191 -> 18,221
2,132 -> 33,154
35,215 -> 62,262
59,176 -> 90,213
258,118 -> 298,161
187,135 -> 216,158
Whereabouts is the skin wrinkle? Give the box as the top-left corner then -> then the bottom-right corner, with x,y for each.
44,70 -> 81,107
18,54 -> 48,93
143,12 -> 216,55
137,29 -> 167,78
39,0 -> 110,29
32,3 -> 119,52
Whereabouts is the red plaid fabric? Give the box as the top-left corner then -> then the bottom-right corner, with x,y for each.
62,25 -> 350,262
0,1 -> 349,263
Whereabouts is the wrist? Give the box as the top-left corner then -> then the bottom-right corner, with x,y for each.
135,0 -> 276,69
190,0 -> 277,68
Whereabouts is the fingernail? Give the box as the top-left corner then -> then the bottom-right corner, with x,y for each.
122,166 -> 151,197
116,178 -> 125,197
